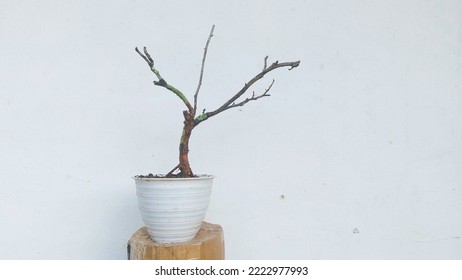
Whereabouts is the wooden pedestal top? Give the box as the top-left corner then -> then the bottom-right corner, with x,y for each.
128,222 -> 224,260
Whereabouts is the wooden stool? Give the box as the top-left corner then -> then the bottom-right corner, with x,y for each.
128,222 -> 224,260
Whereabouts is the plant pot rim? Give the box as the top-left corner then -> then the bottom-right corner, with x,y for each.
133,174 -> 215,181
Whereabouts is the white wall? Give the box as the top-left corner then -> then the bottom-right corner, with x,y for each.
1,0 -> 461,259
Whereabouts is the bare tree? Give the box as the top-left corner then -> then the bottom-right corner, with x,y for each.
136,25 -> 300,177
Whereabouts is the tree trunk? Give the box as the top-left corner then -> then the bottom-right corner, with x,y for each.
178,110 -> 195,177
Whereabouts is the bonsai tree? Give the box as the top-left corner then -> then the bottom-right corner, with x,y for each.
135,25 -> 300,178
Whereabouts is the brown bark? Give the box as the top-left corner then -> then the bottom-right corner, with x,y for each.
177,110 -> 195,177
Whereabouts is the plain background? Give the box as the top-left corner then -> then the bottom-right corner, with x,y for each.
1,0 -> 461,259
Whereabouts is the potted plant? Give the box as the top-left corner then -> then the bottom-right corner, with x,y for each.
134,25 -> 300,243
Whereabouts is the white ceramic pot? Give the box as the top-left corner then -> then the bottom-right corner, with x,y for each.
133,175 -> 214,243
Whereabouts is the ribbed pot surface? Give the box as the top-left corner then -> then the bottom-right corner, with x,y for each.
134,175 -> 214,243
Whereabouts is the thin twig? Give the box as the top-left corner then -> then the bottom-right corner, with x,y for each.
263,55 -> 268,71
143,47 -> 154,64
135,47 -> 152,66
135,47 -> 161,80
214,60 -> 298,113
194,59 -> 300,125
226,79 -> 275,109
193,25 -> 215,114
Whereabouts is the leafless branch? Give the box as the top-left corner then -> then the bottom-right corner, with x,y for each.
194,59 -> 300,125
193,25 -> 215,113
135,46 -> 193,111
135,47 -> 152,66
227,79 -> 274,110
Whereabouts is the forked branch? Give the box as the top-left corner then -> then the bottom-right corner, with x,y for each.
226,79 -> 275,110
194,58 -> 300,125
135,47 -> 193,112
